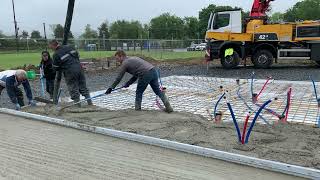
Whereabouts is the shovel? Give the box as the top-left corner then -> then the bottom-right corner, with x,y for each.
34,88 -> 62,104
34,96 -> 54,104
58,87 -> 124,112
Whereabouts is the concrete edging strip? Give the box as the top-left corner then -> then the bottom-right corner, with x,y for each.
1,108 -> 319,179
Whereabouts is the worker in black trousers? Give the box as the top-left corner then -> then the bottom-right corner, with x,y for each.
49,40 -> 92,106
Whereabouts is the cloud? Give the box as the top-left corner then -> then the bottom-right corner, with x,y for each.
0,0 -> 301,36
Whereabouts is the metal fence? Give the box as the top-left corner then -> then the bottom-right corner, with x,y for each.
0,38 -> 205,53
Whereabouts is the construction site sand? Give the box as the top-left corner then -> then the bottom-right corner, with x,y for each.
24,106 -> 320,170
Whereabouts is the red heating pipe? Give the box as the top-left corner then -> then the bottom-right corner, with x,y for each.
256,77 -> 271,101
241,114 -> 250,144
283,87 -> 292,123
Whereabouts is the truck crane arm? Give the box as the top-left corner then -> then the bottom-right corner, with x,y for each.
250,0 -> 274,17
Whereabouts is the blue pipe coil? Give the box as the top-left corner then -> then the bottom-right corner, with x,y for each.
227,102 -> 242,142
245,100 -> 272,144
214,92 -> 226,117
237,87 -> 271,126
310,76 -> 318,100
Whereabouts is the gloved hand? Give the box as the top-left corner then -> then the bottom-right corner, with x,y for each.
15,103 -> 21,110
29,100 -> 37,106
0,86 -> 4,95
105,88 -> 113,94
124,83 -> 130,88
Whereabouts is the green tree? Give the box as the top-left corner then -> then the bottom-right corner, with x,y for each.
110,20 -> 144,39
243,11 -> 250,20
30,30 -> 42,39
184,17 -> 200,39
52,24 -> 74,39
150,13 -> 185,39
0,30 -> 5,38
141,24 -> 149,39
98,21 -> 110,39
21,30 -> 29,38
81,24 -> 98,39
270,12 -> 284,23
284,0 -> 320,21
199,5 -> 236,36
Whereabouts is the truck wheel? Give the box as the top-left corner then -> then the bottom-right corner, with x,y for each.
252,50 -> 273,68
221,51 -> 240,69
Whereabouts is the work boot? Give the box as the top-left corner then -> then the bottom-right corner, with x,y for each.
49,93 -> 54,100
160,94 -> 173,113
135,101 -> 142,111
74,98 -> 81,108
87,99 -> 93,106
85,96 -> 93,106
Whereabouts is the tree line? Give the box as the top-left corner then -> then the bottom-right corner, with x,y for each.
0,0 -> 319,40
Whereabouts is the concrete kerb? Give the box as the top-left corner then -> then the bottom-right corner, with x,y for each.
0,108 -> 319,179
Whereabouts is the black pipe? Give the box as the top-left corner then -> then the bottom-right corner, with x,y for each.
11,0 -> 19,52
53,0 -> 75,104
43,23 -> 47,50
63,0 -> 75,45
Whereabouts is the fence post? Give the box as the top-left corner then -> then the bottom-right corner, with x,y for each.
133,40 -> 136,51
116,39 -> 118,51
103,34 -> 106,50
127,41 -> 129,51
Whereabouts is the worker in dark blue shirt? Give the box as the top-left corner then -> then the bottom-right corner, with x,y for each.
0,70 -> 36,110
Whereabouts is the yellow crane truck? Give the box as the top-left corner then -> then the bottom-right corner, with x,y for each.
205,0 -> 320,68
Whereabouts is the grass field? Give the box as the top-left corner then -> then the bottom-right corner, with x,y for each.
0,50 -> 204,69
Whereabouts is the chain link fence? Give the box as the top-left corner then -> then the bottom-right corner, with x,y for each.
0,38 -> 205,53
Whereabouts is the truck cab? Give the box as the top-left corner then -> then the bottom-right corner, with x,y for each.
205,8 -> 320,69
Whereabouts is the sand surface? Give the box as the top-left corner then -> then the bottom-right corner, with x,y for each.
25,106 -> 320,170
0,113 -> 307,180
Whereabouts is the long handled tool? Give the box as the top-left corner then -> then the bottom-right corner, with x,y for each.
35,88 -> 62,105
59,87 -> 123,112
34,96 -> 55,104
39,66 -> 45,97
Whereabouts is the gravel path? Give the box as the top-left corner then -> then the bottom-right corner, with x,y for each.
1,61 -> 319,109
0,113 -> 306,180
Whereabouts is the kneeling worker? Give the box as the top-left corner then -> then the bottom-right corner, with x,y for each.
106,50 -> 173,113
0,70 -> 36,110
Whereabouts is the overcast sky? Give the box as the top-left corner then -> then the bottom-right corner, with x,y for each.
0,0 -> 301,37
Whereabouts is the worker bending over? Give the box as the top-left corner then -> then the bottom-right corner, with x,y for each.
0,70 -> 36,110
106,50 -> 173,113
49,40 -> 92,106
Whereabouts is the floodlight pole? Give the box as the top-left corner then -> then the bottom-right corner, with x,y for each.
43,23 -> 48,50
11,0 -> 19,52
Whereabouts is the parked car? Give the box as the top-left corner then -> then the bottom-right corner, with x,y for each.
187,44 -> 198,51
85,44 -> 97,51
195,43 -> 207,51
